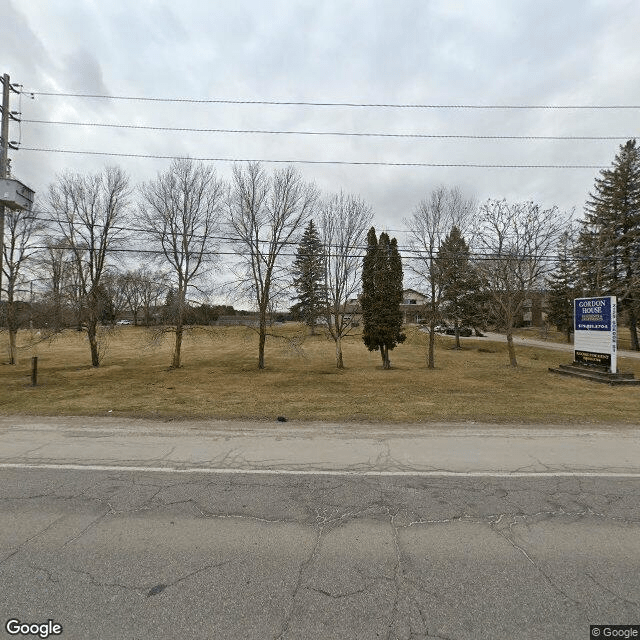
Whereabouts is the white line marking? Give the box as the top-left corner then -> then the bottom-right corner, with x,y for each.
0,463 -> 639,478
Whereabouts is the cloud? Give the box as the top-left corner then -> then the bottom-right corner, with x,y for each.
63,48 -> 109,95
0,0 -> 52,79
2,0 -> 640,231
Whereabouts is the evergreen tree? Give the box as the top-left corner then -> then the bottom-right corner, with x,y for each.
437,225 -> 485,348
290,219 -> 326,334
574,224 -> 608,296
361,227 -> 406,369
545,229 -> 578,343
583,139 -> 640,349
162,287 -> 178,324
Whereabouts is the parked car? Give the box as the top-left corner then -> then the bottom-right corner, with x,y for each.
116,319 -> 132,325
445,326 -> 473,337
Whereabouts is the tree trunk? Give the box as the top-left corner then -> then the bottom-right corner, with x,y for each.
505,326 -> 518,367
454,323 -> 461,350
87,319 -> 100,367
8,329 -> 17,365
335,335 -> 344,369
427,319 -> 435,369
258,325 -> 266,369
380,344 -> 391,369
6,298 -> 17,364
172,323 -> 183,368
566,326 -> 572,344
258,305 -> 267,369
172,290 -> 187,368
77,299 -> 84,332
629,308 -> 639,351
53,298 -> 62,331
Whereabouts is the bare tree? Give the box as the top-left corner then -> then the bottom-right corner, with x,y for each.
405,186 -> 476,368
475,199 -> 564,366
2,208 -> 44,363
139,158 -> 225,368
139,268 -> 169,326
100,269 -> 128,324
48,166 -> 131,366
116,271 -> 141,325
227,162 -> 317,369
320,192 -> 373,368
38,238 -> 74,331
118,268 -> 165,326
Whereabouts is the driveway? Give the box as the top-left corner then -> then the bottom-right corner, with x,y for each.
452,330 -> 640,360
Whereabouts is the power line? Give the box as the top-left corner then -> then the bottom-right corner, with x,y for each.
23,212 -> 607,263
22,209 -> 584,258
19,147 -> 608,169
23,91 -> 640,109
20,119 -> 637,141
27,243 -> 597,262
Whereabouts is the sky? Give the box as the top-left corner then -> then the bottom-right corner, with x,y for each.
2,0 -> 640,245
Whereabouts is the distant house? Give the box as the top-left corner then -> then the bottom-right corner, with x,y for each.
401,289 -> 428,323
520,292 -> 547,327
339,289 -> 428,325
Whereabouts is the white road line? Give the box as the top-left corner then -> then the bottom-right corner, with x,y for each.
0,463 -> 639,478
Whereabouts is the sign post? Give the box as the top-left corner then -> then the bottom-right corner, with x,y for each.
574,296 -> 617,373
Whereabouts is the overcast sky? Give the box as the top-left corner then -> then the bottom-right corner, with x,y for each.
3,0 -> 640,241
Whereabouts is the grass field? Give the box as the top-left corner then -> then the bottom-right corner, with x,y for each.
1,324 -> 639,424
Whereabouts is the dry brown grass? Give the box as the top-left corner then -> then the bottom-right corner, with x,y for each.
1,324 -> 639,424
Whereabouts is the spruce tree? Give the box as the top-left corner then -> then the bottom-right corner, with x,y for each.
437,225 -> 484,348
162,287 -> 178,324
290,219 -> 325,334
361,227 -> 406,369
583,139 -> 640,349
574,224 -> 608,296
545,230 -> 577,343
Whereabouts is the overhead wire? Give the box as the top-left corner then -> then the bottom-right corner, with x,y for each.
21,90 -> 640,109
9,89 -> 637,298
20,119 -> 637,141
26,243 -> 608,263
14,89 -> 638,170
19,148 -> 609,169
24,209 -> 613,264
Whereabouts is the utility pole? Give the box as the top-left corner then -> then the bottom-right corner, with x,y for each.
0,73 -> 21,307
0,73 -> 9,305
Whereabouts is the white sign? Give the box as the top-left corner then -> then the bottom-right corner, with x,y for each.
574,296 -> 617,373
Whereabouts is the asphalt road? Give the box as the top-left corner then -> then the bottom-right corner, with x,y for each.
1,418 -> 639,640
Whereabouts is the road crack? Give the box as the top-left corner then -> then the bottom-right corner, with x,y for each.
274,525 -> 324,640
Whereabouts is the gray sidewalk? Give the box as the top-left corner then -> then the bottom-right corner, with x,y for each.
1,415 -> 639,475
